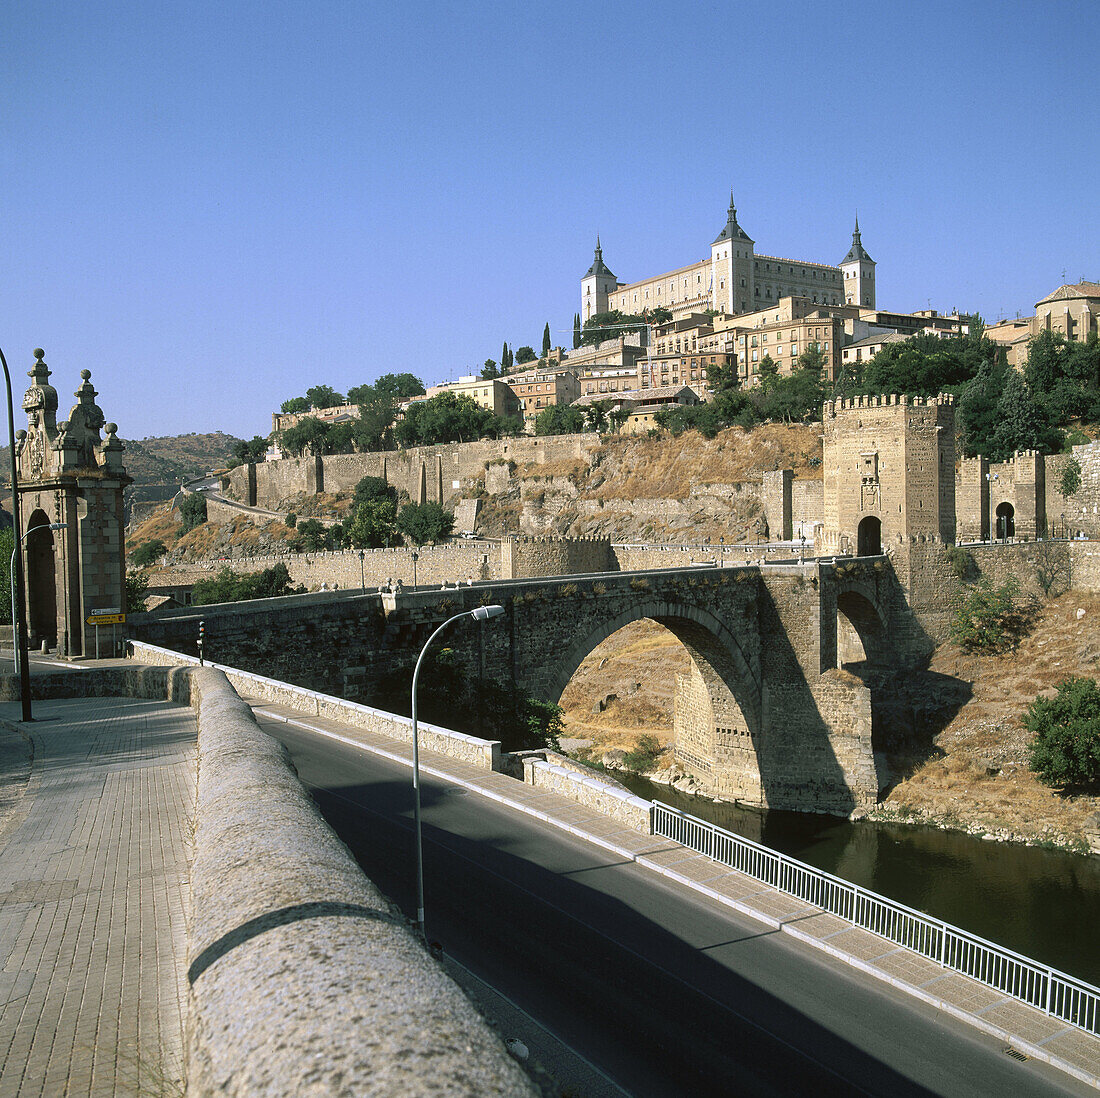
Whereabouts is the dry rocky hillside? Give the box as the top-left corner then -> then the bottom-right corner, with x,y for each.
559,595 -> 1100,851
478,423 -> 822,541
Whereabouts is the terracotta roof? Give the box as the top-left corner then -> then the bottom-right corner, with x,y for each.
1036,281 -> 1100,306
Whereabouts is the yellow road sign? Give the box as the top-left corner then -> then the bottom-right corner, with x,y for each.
86,613 -> 125,625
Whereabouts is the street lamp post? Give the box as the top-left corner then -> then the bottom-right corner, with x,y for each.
358,550 -> 365,590
410,604 -> 504,939
411,550 -> 419,590
10,523 -> 67,676
985,470 -> 998,542
0,346 -> 31,721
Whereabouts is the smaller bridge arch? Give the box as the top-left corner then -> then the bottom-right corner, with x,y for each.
833,576 -> 893,671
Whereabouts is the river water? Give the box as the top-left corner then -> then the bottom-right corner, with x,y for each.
618,774 -> 1100,986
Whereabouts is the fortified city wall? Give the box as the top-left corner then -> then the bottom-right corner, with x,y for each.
226,434 -> 595,510
145,535 -> 615,596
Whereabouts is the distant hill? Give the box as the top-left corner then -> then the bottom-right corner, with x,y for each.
123,432 -> 243,487
0,430 -> 244,498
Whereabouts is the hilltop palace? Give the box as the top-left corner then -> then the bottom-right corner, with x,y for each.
581,194 -> 876,323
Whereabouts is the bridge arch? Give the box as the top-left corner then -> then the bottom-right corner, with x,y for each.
549,599 -> 764,802
834,579 -> 892,670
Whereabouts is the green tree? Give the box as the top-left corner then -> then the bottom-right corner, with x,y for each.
706,358 -> 739,394
228,435 -> 269,467
515,345 -> 537,364
654,402 -> 727,438
294,519 -> 328,551
280,396 -> 309,414
949,577 -> 1026,652
583,401 -> 610,433
305,384 -> 344,409
345,383 -> 375,404
396,501 -> 453,545
125,569 -> 150,613
280,416 -> 330,456
481,359 -> 499,379
353,475 -> 398,509
581,310 -> 648,347
345,499 -> 397,548
533,403 -> 586,436
957,355 -> 1011,458
193,563 -> 303,605
573,313 -> 581,350
501,342 -> 511,371
758,353 -> 779,389
395,392 -> 500,446
988,371 -> 1061,462
367,648 -> 561,752
178,493 -> 207,532
542,322 -> 551,357
1027,677 -> 1100,787
373,373 -> 426,402
1061,457 -> 1082,497
130,539 -> 167,567
0,528 -> 13,623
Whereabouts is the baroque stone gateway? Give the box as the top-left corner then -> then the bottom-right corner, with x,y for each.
15,350 -> 129,657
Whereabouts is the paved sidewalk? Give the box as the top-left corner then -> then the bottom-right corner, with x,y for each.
0,697 -> 196,1097
248,697 -> 1100,1091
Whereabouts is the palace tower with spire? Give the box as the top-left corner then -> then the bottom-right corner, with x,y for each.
585,194 -> 871,323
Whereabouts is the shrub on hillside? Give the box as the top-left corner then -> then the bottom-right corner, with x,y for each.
397,501 -> 453,545
192,563 -> 304,605
130,539 -> 167,567
949,577 -> 1029,652
178,493 -> 207,532
1026,677 -> 1100,788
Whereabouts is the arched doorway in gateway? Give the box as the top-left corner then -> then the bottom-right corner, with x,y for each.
856,516 -> 882,556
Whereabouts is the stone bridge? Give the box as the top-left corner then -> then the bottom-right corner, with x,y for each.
129,557 -> 930,815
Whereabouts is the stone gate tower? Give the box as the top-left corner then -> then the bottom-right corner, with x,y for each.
820,393 -> 955,556
15,350 -> 130,657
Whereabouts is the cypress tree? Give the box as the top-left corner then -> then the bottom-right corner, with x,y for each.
573,313 -> 581,349
501,341 -> 508,370
542,322 -> 551,356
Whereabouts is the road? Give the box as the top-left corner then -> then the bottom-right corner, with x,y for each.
258,715 -> 1094,1098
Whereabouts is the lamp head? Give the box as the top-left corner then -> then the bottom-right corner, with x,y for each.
469,604 -> 504,622
49,522 -> 67,530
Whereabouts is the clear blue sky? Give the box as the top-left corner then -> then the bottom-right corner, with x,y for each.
3,1 -> 1097,440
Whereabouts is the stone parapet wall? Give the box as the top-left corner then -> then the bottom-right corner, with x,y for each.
0,660 -> 534,1095
183,666 -> 535,1096
613,544 -> 804,571
129,641 -> 502,771
521,757 -> 652,831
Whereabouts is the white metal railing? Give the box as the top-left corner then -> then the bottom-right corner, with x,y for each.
651,801 -> 1100,1035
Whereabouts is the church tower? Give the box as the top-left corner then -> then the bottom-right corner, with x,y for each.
710,192 -> 755,315
840,217 -> 876,308
580,237 -> 618,322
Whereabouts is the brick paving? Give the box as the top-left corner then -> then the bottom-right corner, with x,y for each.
0,697 -> 195,1097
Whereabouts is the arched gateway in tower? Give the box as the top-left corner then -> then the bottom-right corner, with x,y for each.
14,350 -> 130,657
